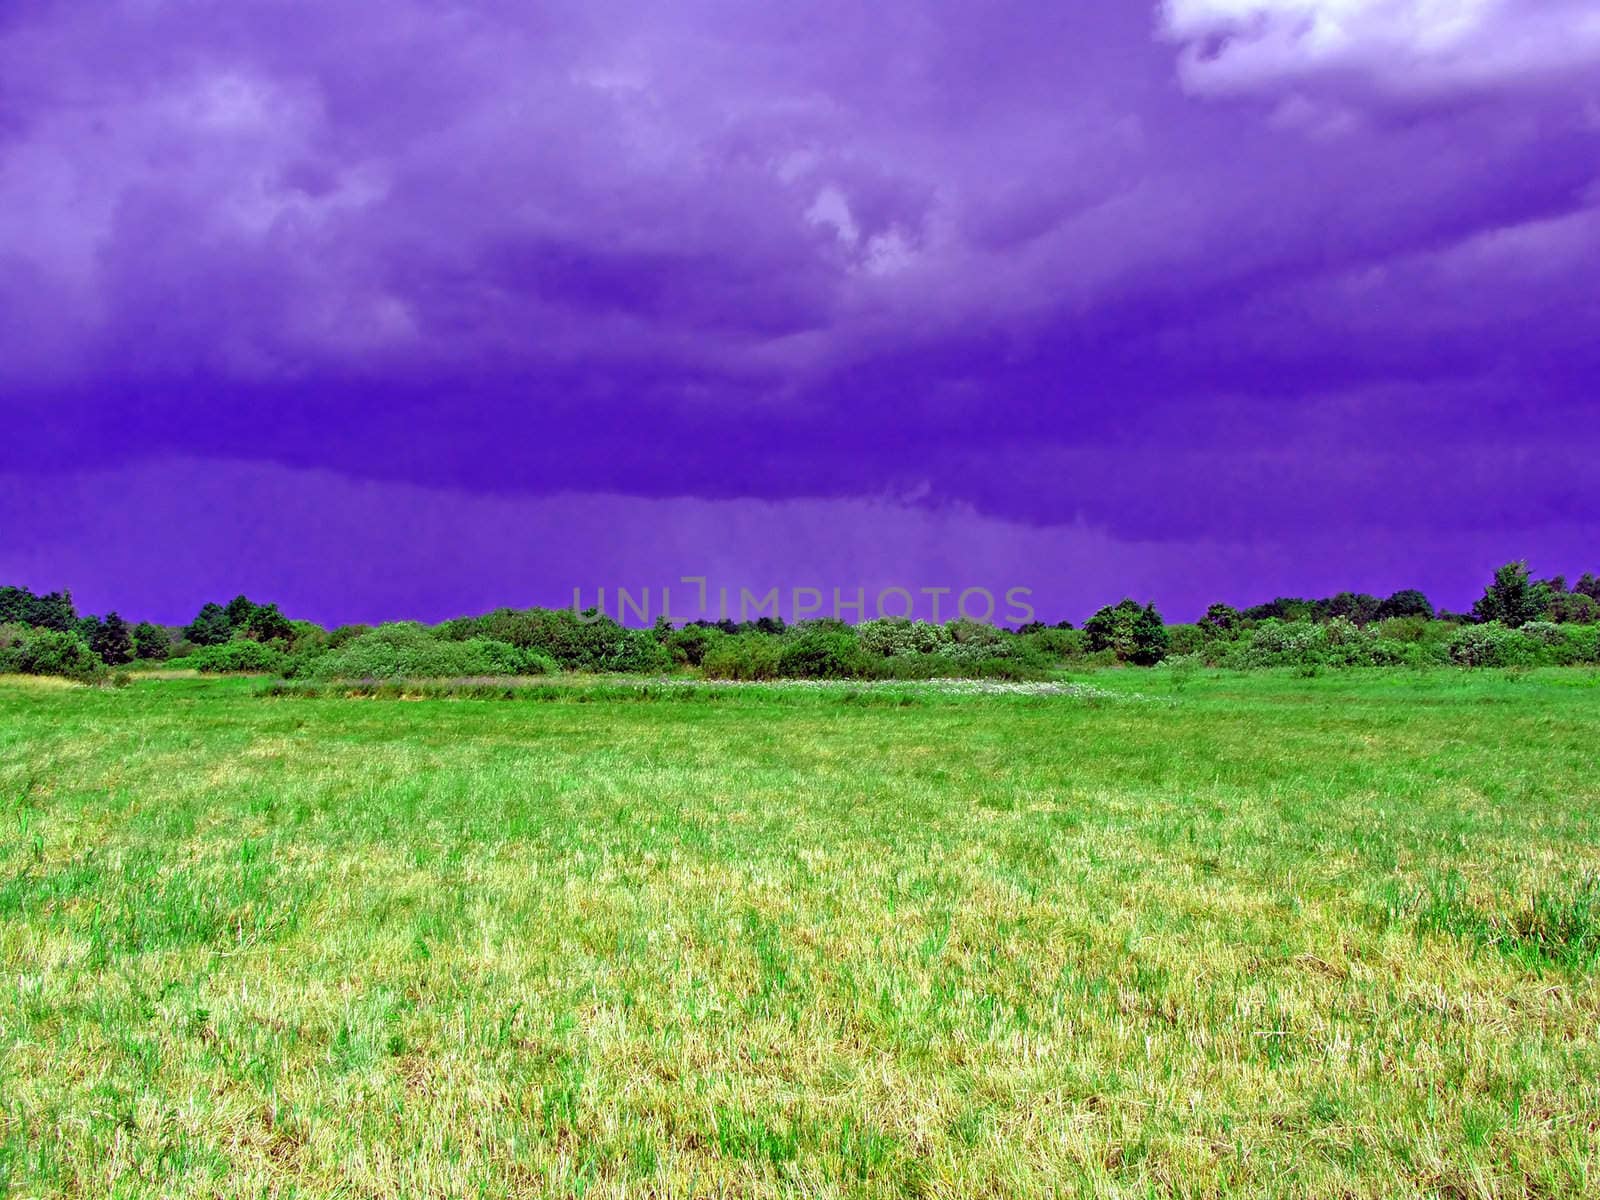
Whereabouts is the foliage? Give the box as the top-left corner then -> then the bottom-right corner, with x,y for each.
1546,591 -> 1600,624
299,623 -> 555,680
1378,589 -> 1434,620
1473,561 -> 1546,627
1199,603 -> 1241,636
131,621 -> 171,661
1017,626 -> 1084,660
183,602 -> 235,646
776,627 -> 871,679
700,633 -> 783,680
1165,623 -> 1206,657
664,623 -> 721,666
1083,600 -> 1168,666
168,639 -> 290,674
0,626 -> 106,682
856,617 -> 952,658
183,595 -> 294,646
0,584 -> 78,631
86,612 -> 135,666
438,607 -> 658,672
1447,622 -> 1540,668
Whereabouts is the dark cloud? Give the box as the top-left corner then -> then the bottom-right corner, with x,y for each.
2,0 -> 1597,604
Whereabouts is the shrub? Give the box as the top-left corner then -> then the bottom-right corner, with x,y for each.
1373,616 -> 1440,645
606,629 -> 673,674
1546,592 -> 1600,624
131,621 -> 171,661
1084,600 -> 1168,666
1165,623 -> 1206,657
1019,626 -> 1084,660
1199,603 -> 1242,637
777,628 -> 871,679
170,639 -> 289,674
1446,622 -> 1541,668
1556,624 -> 1600,664
666,623 -> 722,666
1325,592 -> 1383,625
701,633 -> 783,680
0,627 -> 106,683
0,585 -> 78,631
1223,619 -> 1331,669
1520,621 -> 1565,648
856,617 -> 952,658
300,624 -> 552,680
440,608 -> 650,672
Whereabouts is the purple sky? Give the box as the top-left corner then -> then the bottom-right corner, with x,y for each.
2,0 -> 1597,625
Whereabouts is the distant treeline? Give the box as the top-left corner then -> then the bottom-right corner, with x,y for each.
3,561 -> 1599,685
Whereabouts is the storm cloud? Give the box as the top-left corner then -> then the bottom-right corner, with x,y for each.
3,0 -> 1596,617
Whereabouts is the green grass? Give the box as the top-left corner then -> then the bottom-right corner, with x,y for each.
2,669 -> 1598,1197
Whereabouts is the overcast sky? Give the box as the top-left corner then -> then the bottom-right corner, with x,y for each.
3,0 -> 1597,623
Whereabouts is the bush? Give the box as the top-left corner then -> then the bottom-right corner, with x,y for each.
777,628 -> 871,679
1199,604 -> 1242,637
0,627 -> 107,683
701,633 -> 783,680
1555,624 -> 1600,665
439,608 -> 652,672
665,624 -> 722,666
1546,592 -> 1600,624
856,617 -> 952,658
1222,619 -> 1329,669
1373,616 -> 1442,645
1165,623 -> 1206,657
183,602 -> 235,646
169,639 -> 289,674
1446,622 -> 1541,668
131,621 -> 172,661
1019,626 -> 1084,661
299,624 -> 554,679
606,629 -> 673,674
1083,600 -> 1168,666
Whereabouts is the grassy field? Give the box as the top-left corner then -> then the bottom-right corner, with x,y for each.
2,670 -> 1598,1198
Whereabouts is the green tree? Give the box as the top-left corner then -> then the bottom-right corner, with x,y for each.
132,622 -> 170,661
89,612 -> 134,665
184,602 -> 234,646
241,602 -> 294,644
1472,561 -> 1544,627
1199,603 -> 1241,637
224,594 -> 257,630
0,585 -> 78,631
1325,592 -> 1382,625
1378,589 -> 1433,620
1084,599 -> 1169,666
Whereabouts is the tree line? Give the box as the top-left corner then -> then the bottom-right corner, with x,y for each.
2,561 -> 1598,684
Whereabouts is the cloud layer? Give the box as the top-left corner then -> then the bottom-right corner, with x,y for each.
2,1 -> 1597,611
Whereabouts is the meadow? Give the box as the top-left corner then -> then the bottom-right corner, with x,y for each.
2,669 -> 1598,1197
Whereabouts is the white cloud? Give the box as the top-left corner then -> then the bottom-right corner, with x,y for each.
805,185 -> 860,246
1161,0 -> 1600,101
